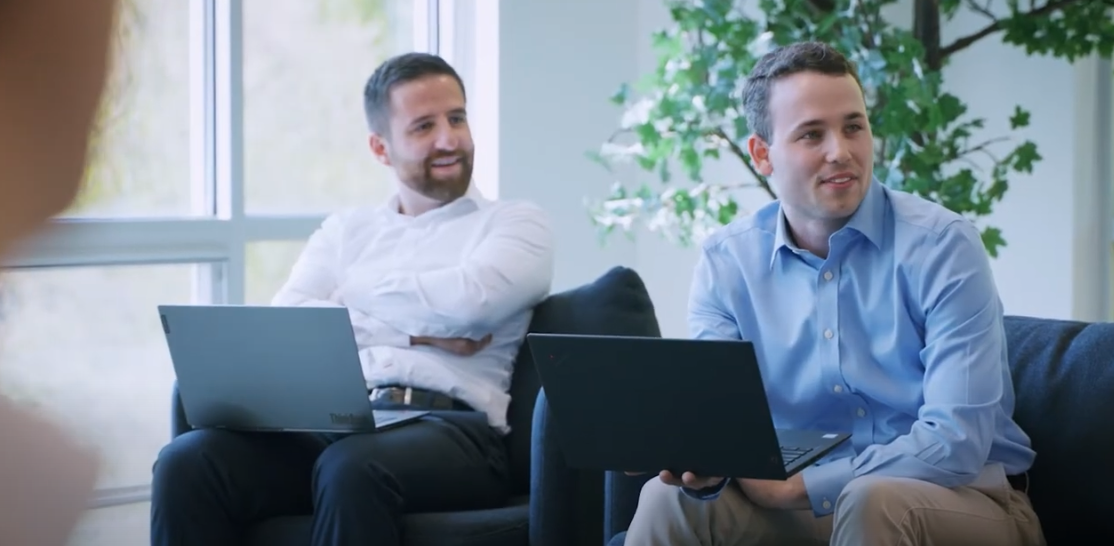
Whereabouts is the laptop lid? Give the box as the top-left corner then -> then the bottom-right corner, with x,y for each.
159,304 -> 395,433
527,333 -> 848,480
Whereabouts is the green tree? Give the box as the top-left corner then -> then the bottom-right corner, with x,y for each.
588,0 -> 1114,257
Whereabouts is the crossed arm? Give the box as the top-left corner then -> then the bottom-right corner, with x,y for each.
272,202 -> 555,346
681,220 -> 1009,516
336,202 -> 555,340
271,214 -> 413,347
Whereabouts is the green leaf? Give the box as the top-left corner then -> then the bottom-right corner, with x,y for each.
1010,141 -> 1041,173
980,226 -> 1006,258
1009,106 -> 1031,129
717,197 -> 739,225
610,83 -> 630,106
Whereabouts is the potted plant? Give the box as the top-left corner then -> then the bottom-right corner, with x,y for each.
587,0 -> 1114,257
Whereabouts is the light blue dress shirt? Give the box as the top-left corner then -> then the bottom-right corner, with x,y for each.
683,179 -> 1036,517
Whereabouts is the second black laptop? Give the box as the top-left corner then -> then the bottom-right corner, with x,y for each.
526,333 -> 850,480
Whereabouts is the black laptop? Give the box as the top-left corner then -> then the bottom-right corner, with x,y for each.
526,333 -> 850,480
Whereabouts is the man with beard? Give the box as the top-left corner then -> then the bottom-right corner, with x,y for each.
149,52 -> 555,546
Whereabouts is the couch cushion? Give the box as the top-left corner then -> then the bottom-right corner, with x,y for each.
247,495 -> 529,546
1004,315 -> 1114,544
504,266 -> 660,495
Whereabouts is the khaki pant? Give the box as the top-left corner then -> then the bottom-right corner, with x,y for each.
624,473 -> 1045,545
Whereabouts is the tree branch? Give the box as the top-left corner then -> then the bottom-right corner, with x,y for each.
965,0 -> 998,21
959,136 -> 1010,158
941,0 -> 1090,58
805,0 -> 836,13
711,128 -> 776,200
914,0 -> 942,70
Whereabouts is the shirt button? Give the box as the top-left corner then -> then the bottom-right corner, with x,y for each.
857,408 -> 866,417
822,499 -> 832,510
833,385 -> 843,393
823,271 -> 833,281
823,329 -> 833,339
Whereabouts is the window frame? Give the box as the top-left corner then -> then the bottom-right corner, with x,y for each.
1104,58 -> 1114,322
2,0 -> 447,509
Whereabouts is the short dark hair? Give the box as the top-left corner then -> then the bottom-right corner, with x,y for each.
741,41 -> 863,141
362,52 -> 466,136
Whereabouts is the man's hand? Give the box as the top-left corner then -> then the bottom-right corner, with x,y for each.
735,474 -> 810,511
624,471 -> 725,491
411,334 -> 493,356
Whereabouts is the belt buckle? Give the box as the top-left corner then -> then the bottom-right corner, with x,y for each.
403,387 -> 412,405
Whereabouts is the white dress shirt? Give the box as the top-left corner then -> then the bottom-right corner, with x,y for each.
271,185 -> 554,433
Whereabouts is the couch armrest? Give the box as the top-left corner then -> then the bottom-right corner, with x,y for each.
604,469 -> 652,542
170,380 -> 190,438
529,388 -> 605,546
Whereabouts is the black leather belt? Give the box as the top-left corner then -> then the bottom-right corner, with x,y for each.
369,386 -> 473,411
1007,472 -> 1029,493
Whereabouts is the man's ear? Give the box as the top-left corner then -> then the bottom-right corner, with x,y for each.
368,133 -> 391,167
747,134 -> 774,177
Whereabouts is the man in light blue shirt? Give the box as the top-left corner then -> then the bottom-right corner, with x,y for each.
622,41 -> 1046,545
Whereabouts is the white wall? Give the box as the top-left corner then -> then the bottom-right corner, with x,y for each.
494,0 -> 1109,334
494,0 -> 640,293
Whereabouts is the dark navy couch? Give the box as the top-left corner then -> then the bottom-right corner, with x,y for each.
601,315 -> 1114,545
166,266 -> 662,546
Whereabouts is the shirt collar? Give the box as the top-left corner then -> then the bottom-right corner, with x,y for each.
843,176 -> 885,249
384,181 -> 486,220
769,176 -> 885,268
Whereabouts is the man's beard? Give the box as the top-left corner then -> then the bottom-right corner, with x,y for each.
404,153 -> 474,203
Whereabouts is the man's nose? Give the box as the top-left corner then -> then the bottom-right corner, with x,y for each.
433,122 -> 459,151
826,136 -> 851,163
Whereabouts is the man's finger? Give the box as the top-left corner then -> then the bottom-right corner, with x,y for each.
658,470 -> 683,487
681,472 -> 723,490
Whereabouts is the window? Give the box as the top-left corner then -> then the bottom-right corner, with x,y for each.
0,264 -> 200,490
242,0 -> 417,214
71,501 -> 152,545
0,1 -> 451,544
67,0 -> 194,218
1106,65 -> 1114,321
245,239 -> 308,305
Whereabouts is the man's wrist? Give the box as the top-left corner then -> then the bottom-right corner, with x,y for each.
681,477 -> 730,501
801,457 -> 854,516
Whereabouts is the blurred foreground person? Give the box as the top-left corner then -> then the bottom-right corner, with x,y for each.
0,1 -> 120,545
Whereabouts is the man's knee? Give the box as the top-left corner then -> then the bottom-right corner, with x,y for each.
834,476 -> 921,530
633,478 -> 701,523
151,430 -> 235,493
638,478 -> 681,507
312,436 -> 397,500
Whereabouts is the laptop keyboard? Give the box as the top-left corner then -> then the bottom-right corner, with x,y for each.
780,446 -> 814,467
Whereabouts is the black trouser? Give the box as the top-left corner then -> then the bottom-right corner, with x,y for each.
149,410 -> 510,546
